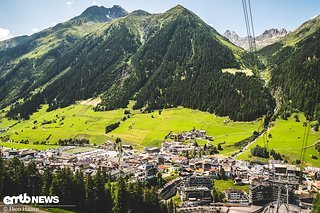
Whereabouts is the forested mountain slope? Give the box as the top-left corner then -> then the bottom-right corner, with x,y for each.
1,5 -> 273,121
258,15 -> 320,119
0,5 -> 128,108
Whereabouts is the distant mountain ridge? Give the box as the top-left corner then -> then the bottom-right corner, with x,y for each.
224,28 -> 289,50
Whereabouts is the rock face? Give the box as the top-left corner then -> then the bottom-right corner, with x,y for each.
224,28 -> 289,50
71,5 -> 128,23
256,28 -> 288,42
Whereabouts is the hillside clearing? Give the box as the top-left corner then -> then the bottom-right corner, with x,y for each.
237,113 -> 320,167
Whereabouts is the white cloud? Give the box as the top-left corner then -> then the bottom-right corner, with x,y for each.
91,0 -> 101,6
209,24 -> 214,28
31,28 -> 40,34
66,1 -> 74,6
0,28 -> 12,41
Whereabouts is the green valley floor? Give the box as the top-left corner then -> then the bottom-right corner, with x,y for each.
0,103 -> 319,166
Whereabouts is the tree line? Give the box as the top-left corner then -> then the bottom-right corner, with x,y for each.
251,145 -> 282,160
57,138 -> 90,146
105,122 -> 121,134
0,155 -> 171,213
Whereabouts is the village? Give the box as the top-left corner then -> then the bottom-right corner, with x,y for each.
1,129 -> 319,213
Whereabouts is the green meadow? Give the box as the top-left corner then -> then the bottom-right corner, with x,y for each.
1,103 -> 318,167
0,103 -> 259,154
0,104 -> 124,149
237,113 -> 320,167
0,141 -> 58,150
107,107 -> 260,153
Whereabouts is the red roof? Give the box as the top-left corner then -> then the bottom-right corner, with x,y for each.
158,165 -> 170,170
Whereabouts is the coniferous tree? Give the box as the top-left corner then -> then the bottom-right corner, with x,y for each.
105,180 -> 113,213
6,157 -> 27,195
42,168 -> 53,196
126,181 -> 135,212
143,187 -> 161,213
0,157 -> 169,213
93,169 -> 107,212
131,181 -> 144,213
167,199 -> 174,213
313,193 -> 320,213
212,187 -> 225,202
0,150 -> 4,198
85,174 -> 95,212
50,168 -> 74,205
25,161 -> 41,196
112,178 -> 127,213
73,170 -> 86,211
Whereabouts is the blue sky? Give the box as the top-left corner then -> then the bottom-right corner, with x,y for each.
0,0 -> 319,41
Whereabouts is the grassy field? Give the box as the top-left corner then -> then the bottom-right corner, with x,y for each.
107,107 -> 260,154
237,113 -> 320,167
214,179 -> 249,193
0,141 -> 58,150
0,104 -> 124,148
0,104 -> 259,153
2,102 -> 318,167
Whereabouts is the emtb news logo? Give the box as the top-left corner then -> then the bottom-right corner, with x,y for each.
3,193 -> 59,205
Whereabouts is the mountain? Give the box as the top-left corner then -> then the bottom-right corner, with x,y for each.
1,5 -> 274,121
0,35 -> 29,51
70,5 -> 128,23
258,15 -> 320,118
0,5 -> 128,107
224,28 -> 289,50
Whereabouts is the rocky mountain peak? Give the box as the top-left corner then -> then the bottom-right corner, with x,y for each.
257,28 -> 288,41
71,5 -> 128,23
224,30 -> 239,39
224,28 -> 289,50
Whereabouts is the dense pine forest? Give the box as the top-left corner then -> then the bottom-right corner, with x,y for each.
0,155 -> 169,213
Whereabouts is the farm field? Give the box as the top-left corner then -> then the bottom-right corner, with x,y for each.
237,113 -> 320,167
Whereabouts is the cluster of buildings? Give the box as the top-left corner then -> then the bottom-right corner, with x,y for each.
1,133 -> 319,212
0,144 -> 156,181
166,129 -> 214,142
156,139 -> 318,212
